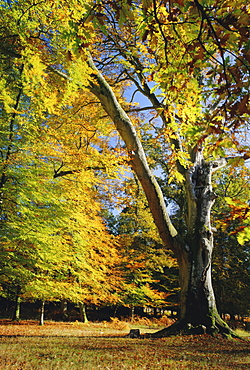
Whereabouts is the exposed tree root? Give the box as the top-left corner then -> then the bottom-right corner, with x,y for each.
147,317 -> 243,339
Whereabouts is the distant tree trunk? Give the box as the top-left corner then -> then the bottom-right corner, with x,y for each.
79,302 -> 88,323
12,288 -> 21,321
153,307 -> 159,317
129,306 -> 135,320
113,305 -> 118,318
39,300 -> 45,326
60,300 -> 68,321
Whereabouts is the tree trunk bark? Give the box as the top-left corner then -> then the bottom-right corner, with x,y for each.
12,288 -> 21,321
39,300 -> 45,326
153,156 -> 235,337
129,306 -> 135,320
60,300 -> 68,321
154,241 -> 233,336
79,302 -> 88,323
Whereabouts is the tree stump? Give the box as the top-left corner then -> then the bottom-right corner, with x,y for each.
128,329 -> 140,338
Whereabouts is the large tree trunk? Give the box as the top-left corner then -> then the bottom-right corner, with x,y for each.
87,56 -> 237,337
153,155 -> 234,337
154,252 -> 232,337
182,153 -> 219,327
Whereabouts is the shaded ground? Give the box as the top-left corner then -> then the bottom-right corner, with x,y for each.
0,320 -> 249,369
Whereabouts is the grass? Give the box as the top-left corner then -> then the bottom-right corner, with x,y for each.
0,319 -> 249,369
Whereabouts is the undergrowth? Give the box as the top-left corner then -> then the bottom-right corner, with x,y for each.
126,315 -> 176,328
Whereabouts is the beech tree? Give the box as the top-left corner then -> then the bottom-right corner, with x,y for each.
0,72 -> 123,317
0,8 -> 123,314
0,83 -> 123,317
83,1 -> 250,337
1,0 -> 249,336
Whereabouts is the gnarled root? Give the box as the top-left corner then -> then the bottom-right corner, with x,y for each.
148,317 -> 243,339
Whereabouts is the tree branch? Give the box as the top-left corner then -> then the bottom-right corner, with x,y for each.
87,54 -> 186,255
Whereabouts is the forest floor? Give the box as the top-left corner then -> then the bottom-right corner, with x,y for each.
0,319 -> 249,369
